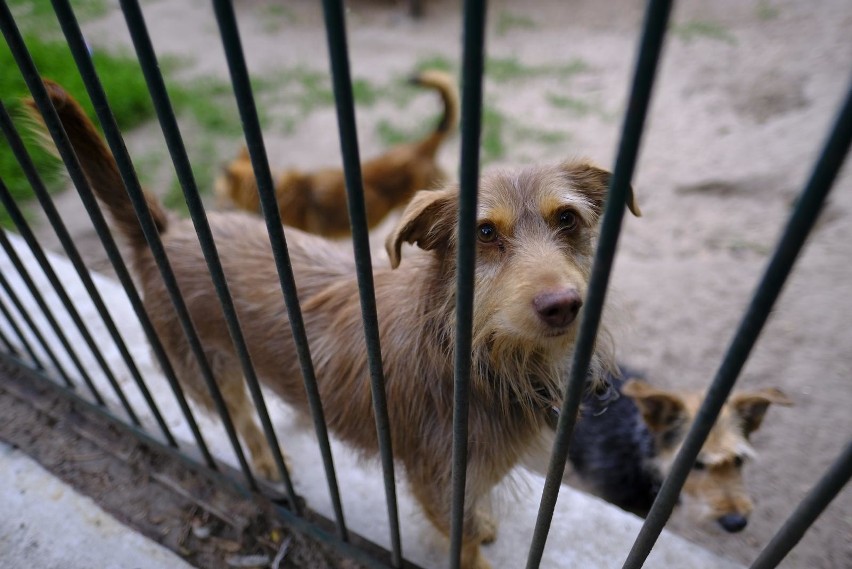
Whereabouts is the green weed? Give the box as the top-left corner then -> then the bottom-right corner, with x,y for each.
0,35 -> 155,227
756,1 -> 780,20
495,12 -> 536,36
546,94 -> 592,116
8,0 -> 109,37
486,56 -> 588,83
414,54 -> 457,74
670,20 -> 737,45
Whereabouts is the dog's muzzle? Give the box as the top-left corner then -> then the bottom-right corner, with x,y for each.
533,289 -> 582,329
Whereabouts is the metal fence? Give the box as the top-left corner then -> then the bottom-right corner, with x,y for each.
0,1 -> 850,568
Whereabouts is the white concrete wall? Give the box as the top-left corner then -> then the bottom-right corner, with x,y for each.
0,232 -> 742,569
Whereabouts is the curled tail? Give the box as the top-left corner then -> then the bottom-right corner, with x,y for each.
24,79 -> 167,250
409,69 -> 459,155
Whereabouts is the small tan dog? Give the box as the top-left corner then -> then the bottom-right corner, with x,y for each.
33,80 -> 640,569
563,371 -> 793,532
215,69 -> 459,238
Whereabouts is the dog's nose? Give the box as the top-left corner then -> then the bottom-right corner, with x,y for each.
717,514 -> 748,533
533,289 -> 583,328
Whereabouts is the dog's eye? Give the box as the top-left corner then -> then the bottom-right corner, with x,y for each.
478,222 -> 498,243
733,456 -> 744,468
557,209 -> 579,231
693,460 -> 706,471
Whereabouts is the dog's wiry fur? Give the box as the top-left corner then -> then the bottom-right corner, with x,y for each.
31,79 -> 640,569
214,70 -> 459,238
567,371 -> 792,533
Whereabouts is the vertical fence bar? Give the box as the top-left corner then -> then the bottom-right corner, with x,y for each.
0,98 -> 180,446
0,261 -> 68,380
750,439 -> 852,569
448,1 -> 487,568
0,0 -> 244,478
525,1 -> 672,567
0,111 -> 216,469
318,0 -> 401,561
0,294 -> 39,363
207,0 -> 349,533
622,80 -> 852,569
0,179 -> 146,426
0,307 -> 16,355
101,0 -> 299,507
0,225 -> 101,398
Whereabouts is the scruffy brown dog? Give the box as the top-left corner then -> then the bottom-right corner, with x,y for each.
33,80 -> 639,569
214,69 -> 459,238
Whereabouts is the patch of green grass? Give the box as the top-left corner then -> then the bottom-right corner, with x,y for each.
551,59 -> 590,80
130,147 -> 168,189
163,138 -> 218,216
8,0 -> 109,36
486,57 -> 531,82
260,2 -> 297,33
670,20 -> 737,45
486,56 -> 588,83
414,54 -> 457,74
168,77 -> 243,136
513,125 -> 570,146
352,78 -> 380,107
546,93 -> 592,116
375,118 -> 431,147
756,1 -> 780,21
495,11 -> 536,36
295,71 -> 335,113
481,104 -> 506,163
0,35 -> 155,227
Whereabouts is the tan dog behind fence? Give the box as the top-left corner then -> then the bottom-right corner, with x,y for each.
32,79 -> 640,569
543,370 -> 794,533
214,69 -> 459,238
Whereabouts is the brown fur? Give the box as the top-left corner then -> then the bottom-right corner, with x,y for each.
622,380 -> 793,527
30,79 -> 640,569
214,70 -> 459,238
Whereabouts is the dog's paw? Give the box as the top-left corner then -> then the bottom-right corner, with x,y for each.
252,449 -> 293,482
253,455 -> 279,481
467,554 -> 493,569
476,511 -> 498,545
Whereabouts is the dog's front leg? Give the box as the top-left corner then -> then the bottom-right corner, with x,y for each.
408,468 -> 494,569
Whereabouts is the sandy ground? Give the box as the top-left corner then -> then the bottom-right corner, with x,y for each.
20,0 -> 852,567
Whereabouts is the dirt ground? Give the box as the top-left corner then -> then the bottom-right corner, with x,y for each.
24,0 -> 852,568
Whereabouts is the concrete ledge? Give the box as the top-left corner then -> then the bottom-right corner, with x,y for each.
0,441 -> 194,569
0,232 -> 742,568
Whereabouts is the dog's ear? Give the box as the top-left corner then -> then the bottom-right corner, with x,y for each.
622,379 -> 686,433
561,160 -> 641,218
729,388 -> 793,438
386,186 -> 458,268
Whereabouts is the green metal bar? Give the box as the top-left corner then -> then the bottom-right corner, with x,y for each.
0,89 -> 214,463
623,79 -> 852,569
208,0 -> 348,533
0,224 -> 104,402
107,0 -> 299,505
0,0 -> 243,484
525,1 -> 673,566
0,274 -> 50,371
319,0 -> 401,559
2,101 -> 182,443
0,178 -> 145,426
449,1 -> 487,567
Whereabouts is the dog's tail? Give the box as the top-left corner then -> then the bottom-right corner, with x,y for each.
408,69 -> 459,155
24,79 -> 167,250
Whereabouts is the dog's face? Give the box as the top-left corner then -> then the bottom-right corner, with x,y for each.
622,380 -> 793,533
387,159 -> 640,356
